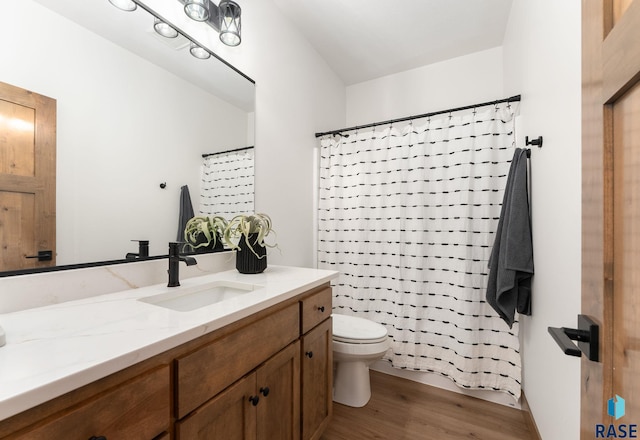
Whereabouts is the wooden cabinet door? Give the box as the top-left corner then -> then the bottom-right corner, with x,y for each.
256,341 -> 301,440
301,319 -> 332,440
177,373 -> 258,440
582,0 -> 640,436
176,303 -> 299,419
0,81 -> 56,271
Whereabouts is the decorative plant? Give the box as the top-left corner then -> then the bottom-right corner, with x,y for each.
184,215 -> 228,250
223,213 -> 277,258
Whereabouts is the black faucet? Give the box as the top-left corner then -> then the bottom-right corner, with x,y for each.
168,242 -> 197,287
126,240 -> 150,260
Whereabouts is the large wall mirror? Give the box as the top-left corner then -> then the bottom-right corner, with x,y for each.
0,0 -> 255,275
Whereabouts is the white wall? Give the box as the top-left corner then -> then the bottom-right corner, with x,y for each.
0,1 -> 249,263
346,47 -> 505,126
503,2 -> 582,439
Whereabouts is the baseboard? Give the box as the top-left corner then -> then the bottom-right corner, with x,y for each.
521,392 -> 542,440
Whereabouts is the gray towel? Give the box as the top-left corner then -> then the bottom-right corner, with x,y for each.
177,185 -> 195,242
486,148 -> 534,328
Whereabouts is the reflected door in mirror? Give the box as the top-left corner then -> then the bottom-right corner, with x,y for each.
0,81 -> 56,271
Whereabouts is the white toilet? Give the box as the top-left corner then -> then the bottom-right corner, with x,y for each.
332,313 -> 390,407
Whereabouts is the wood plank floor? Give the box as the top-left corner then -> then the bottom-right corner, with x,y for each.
321,371 -> 535,440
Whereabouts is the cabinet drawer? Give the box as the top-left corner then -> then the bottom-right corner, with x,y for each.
12,365 -> 170,440
177,302 -> 300,418
301,288 -> 332,334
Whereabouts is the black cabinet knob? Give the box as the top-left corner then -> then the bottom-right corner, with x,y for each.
89,436 -> 107,440
318,306 -> 325,313
305,351 -> 314,358
260,387 -> 270,397
249,395 -> 260,406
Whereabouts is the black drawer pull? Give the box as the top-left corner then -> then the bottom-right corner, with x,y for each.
318,306 -> 325,313
260,387 -> 270,397
25,250 -> 53,261
249,395 -> 260,406
305,351 -> 314,358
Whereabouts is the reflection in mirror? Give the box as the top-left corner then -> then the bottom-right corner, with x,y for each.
0,0 -> 255,275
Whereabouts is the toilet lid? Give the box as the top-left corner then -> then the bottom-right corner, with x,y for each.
332,314 -> 388,344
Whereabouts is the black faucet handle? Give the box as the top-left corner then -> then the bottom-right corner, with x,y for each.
131,240 -> 150,257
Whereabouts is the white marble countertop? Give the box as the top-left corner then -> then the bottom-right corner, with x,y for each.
0,265 -> 338,421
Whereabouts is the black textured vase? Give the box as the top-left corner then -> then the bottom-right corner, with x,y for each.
191,233 -> 224,254
236,233 -> 267,274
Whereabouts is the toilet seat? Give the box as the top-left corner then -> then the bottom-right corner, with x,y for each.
332,314 -> 388,344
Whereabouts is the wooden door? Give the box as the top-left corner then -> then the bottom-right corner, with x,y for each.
301,319 -> 332,440
256,342 -> 301,440
582,0 -> 640,436
0,81 -> 56,271
176,372 -> 258,440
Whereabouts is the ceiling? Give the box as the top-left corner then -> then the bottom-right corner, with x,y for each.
272,0 -> 514,85
34,0 -> 514,96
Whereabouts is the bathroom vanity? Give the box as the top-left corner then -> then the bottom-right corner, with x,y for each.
0,266 -> 336,440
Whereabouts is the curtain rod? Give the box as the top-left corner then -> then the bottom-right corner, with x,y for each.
314,94 -> 521,138
202,146 -> 254,158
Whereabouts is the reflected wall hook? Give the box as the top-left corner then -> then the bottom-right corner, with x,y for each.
159,182 -> 167,189
525,136 -> 543,148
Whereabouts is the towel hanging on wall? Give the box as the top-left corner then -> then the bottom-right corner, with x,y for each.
486,148 -> 534,328
177,185 -> 195,242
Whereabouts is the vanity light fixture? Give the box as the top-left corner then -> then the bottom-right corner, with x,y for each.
190,42 -> 211,59
218,0 -> 241,46
184,0 -> 210,21
179,0 -> 241,46
154,17 -> 179,38
108,0 -> 137,12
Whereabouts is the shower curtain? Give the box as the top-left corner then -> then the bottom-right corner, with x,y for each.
199,148 -> 254,218
317,102 -> 522,399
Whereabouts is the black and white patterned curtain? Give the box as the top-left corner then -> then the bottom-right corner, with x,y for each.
199,148 -> 254,218
317,102 -> 522,399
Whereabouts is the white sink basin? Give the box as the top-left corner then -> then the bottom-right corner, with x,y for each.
139,280 -> 262,312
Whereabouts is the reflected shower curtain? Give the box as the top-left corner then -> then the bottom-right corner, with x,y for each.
317,103 -> 522,399
199,148 -> 254,218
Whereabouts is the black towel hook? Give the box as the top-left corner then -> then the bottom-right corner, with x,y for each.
525,136 -> 543,148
